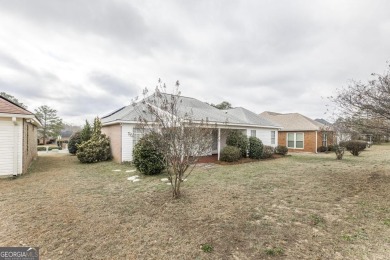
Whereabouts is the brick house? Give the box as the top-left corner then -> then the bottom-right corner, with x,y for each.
102,94 -> 281,163
260,111 -> 334,153
0,96 -> 41,176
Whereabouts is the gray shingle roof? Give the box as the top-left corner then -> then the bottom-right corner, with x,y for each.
260,111 -> 326,131
102,94 -> 280,128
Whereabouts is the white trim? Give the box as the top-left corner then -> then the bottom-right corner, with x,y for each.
103,120 -> 281,130
0,114 -> 42,127
271,130 -> 276,145
217,128 -> 221,160
287,132 -> 305,149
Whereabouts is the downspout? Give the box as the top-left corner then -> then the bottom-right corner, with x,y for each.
217,128 -> 221,160
315,131 -> 318,154
12,117 -> 18,175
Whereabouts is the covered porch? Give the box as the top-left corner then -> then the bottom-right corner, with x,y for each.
210,128 -> 247,160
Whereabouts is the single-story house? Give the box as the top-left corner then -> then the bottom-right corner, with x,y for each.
102,94 -> 281,163
0,96 -> 41,176
260,111 -> 334,153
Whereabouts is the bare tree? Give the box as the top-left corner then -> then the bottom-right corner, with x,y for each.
134,80 -> 213,198
330,64 -> 390,140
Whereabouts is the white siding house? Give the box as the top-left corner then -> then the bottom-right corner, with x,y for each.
0,96 -> 41,176
102,94 -> 281,163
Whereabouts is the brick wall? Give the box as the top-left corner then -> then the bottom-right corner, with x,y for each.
22,119 -> 38,173
278,131 -> 335,153
102,124 -> 122,163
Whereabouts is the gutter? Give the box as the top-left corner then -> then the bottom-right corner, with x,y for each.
102,119 -> 282,130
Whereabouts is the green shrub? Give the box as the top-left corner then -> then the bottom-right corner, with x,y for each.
220,145 -> 241,162
77,117 -> 111,163
226,130 -> 248,157
248,136 -> 263,159
340,140 -> 367,156
261,145 -> 274,159
68,131 -> 82,154
275,145 -> 288,155
77,134 -> 111,163
133,133 -> 165,175
80,120 -> 93,142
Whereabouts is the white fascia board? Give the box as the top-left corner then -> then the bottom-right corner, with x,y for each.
0,113 -> 34,118
102,120 -> 141,126
0,113 -> 42,127
191,120 -> 282,130
103,119 -> 282,130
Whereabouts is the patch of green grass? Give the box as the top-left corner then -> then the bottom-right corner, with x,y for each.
384,219 -> 390,227
201,243 -> 213,253
341,229 -> 368,242
265,247 -> 284,256
310,214 -> 326,226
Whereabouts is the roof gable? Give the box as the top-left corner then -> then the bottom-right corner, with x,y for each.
260,111 -> 326,131
0,96 -> 33,116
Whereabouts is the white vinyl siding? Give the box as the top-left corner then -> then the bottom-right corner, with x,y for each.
246,128 -> 278,147
121,124 -> 133,162
0,118 -> 23,175
121,125 -> 146,162
287,132 -> 304,149
133,128 -> 144,147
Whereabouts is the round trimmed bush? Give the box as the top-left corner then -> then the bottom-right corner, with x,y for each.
248,136 -> 263,159
133,133 -> 165,175
261,145 -> 274,159
220,145 -> 241,162
226,130 -> 248,157
68,131 -> 82,155
275,145 -> 288,155
77,134 -> 111,163
340,140 -> 367,156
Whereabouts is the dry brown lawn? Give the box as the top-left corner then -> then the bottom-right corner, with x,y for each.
1,145 -> 390,259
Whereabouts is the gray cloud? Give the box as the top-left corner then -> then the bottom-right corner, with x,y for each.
89,72 -> 138,98
1,0 -> 390,125
0,52 -> 38,77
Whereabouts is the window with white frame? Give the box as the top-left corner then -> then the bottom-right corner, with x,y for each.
132,128 -> 144,147
322,133 -> 328,147
271,131 -> 276,145
287,132 -> 304,149
251,130 -> 256,137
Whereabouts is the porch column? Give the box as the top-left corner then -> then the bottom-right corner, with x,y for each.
217,128 -> 221,160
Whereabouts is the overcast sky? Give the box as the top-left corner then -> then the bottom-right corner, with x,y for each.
1,0 -> 390,125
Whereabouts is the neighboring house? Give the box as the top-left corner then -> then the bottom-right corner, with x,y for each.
316,118 -> 352,144
102,94 -> 281,163
260,111 -> 334,153
0,96 -> 41,176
